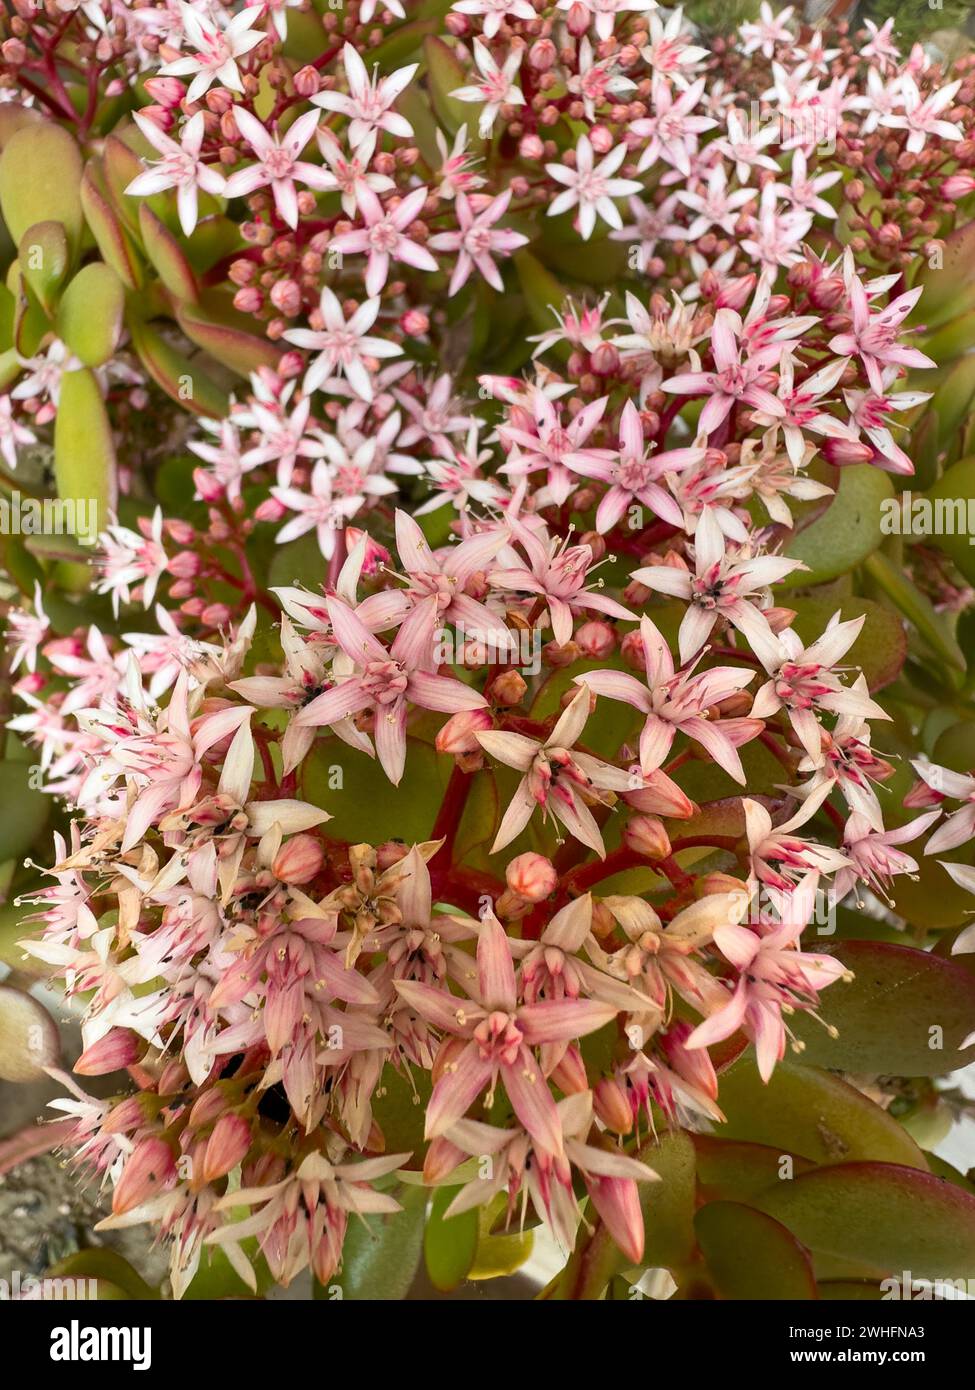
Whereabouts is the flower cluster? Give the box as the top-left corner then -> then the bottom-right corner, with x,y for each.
2,0 -> 975,1301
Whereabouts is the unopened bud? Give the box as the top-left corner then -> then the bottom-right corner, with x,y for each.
272,834 -> 325,884
74,1028 -> 141,1075
593,1075 -> 634,1134
202,1113 -> 251,1182
623,815 -> 671,860
436,708 -> 493,755
505,852 -> 557,903
112,1137 -> 176,1215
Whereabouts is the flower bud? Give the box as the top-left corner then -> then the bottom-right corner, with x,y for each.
202,1113 -> 252,1182
575,620 -> 616,659
549,1044 -> 589,1094
272,834 -> 325,884
821,436 -> 873,467
400,308 -> 430,336
436,708 -> 493,755
695,871 -> 749,899
488,669 -> 527,705
74,1028 -> 142,1075
593,1075 -> 634,1134
112,1137 -> 176,1215
623,815 -> 671,860
622,768 -> 695,819
505,852 -> 557,903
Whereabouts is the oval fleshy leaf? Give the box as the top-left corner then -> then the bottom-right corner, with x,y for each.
0,123 -> 83,250
56,263 -> 125,367
716,1057 -> 927,1169
791,940 -> 975,1075
757,1162 -> 975,1281
423,1184 -> 479,1292
19,221 -> 69,315
782,465 -> 894,587
53,367 -> 118,542
126,315 -> 229,419
695,1200 -> 818,1299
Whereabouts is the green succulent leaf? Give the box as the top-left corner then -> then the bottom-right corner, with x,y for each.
695,1200 -> 818,1299
782,466 -> 894,586
0,123 -> 83,251
53,367 -> 117,542
756,1162 -> 975,1281
56,263 -> 126,367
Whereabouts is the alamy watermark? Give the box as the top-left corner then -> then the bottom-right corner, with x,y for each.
0,490 -> 99,547
880,492 -> 975,545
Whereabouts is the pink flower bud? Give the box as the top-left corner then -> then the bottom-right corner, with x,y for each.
623,768 -> 695,819
589,125 -> 614,155
168,550 -> 201,580
549,1045 -> 589,1094
400,308 -> 430,336
102,1096 -> 152,1135
294,65 -> 321,98
505,852 -> 557,903
488,669 -> 527,705
234,286 -> 264,314
201,602 -> 233,628
254,496 -> 288,522
435,708 -> 493,755
821,436 -> 874,467
344,526 -> 390,576
529,39 -> 557,71
619,628 -> 647,670
192,467 -> 226,503
269,278 -> 302,316
423,1136 -> 466,1185
112,1137 -> 176,1215
74,1028 -> 142,1076
144,76 -> 186,106
943,174 -> 975,200
519,133 -> 545,160
593,1076 -> 634,1134
272,834 -> 325,884
623,815 -> 671,860
575,620 -> 616,658
202,1113 -> 251,1182
277,350 -> 305,379
589,342 -> 620,376
376,841 -> 410,870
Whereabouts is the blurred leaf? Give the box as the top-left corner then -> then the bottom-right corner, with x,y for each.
0,760 -> 49,861
54,367 -> 118,540
46,1249 -> 160,1300
716,1056 -> 927,1168
19,221 -> 69,315
863,550 -> 965,673
782,465 -> 894,586
756,1162 -> 975,1281
514,250 -> 568,342
695,1200 -> 817,1299
424,1184 -> 479,1291
692,1134 -> 816,1203
80,161 -> 144,290
176,293 -> 280,378
303,736 -> 449,844
127,314 -> 229,418
0,984 -> 60,1082
0,124 -> 83,250
328,1185 -> 427,1299
913,220 -> 975,330
924,456 -> 975,586
423,35 -> 470,137
139,204 -> 199,302
790,940 -> 975,1075
57,263 -> 125,367
790,591 -> 908,689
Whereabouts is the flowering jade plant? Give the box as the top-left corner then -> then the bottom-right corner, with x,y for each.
4,0 -> 975,1305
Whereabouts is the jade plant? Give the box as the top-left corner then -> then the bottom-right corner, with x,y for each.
1,0 -> 975,1303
